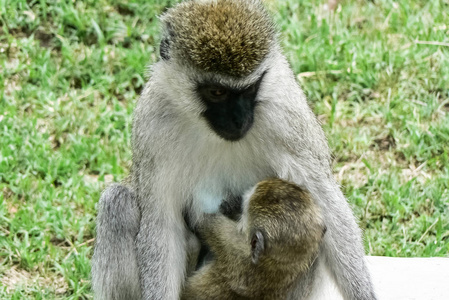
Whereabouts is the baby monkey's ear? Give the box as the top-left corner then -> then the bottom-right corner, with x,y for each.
250,230 -> 265,264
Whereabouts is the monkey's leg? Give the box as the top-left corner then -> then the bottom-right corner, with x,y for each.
312,181 -> 376,300
92,184 -> 141,300
136,203 -> 189,300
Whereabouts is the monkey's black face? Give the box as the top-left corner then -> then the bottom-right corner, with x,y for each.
197,73 -> 265,141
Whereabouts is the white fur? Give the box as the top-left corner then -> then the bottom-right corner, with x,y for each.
307,257 -> 344,300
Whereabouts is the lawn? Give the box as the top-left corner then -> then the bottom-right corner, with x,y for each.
1,0 -> 448,298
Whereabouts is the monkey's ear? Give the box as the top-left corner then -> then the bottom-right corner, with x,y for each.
160,37 -> 170,60
160,23 -> 174,61
250,230 -> 265,264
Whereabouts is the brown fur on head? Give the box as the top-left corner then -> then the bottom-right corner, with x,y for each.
160,0 -> 276,77
247,178 -> 326,265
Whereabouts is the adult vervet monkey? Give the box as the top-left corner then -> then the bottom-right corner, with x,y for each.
182,179 -> 326,300
92,0 -> 377,300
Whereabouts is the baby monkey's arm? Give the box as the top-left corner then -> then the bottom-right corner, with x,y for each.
196,214 -> 249,256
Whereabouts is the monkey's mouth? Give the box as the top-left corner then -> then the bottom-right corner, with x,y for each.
202,97 -> 255,142
209,116 -> 254,141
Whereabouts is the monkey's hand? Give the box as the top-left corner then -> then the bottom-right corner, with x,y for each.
219,195 -> 243,221
194,213 -> 223,238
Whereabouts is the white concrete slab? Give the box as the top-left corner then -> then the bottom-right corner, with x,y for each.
367,256 -> 449,300
312,256 -> 449,300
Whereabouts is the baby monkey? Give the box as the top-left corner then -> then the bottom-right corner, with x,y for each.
182,178 -> 326,300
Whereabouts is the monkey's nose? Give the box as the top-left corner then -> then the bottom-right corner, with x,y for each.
232,117 -> 244,130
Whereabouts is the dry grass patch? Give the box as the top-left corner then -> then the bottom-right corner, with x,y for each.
1,266 -> 68,295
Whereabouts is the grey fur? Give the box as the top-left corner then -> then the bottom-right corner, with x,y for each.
91,0 -> 377,299
91,184 -> 141,299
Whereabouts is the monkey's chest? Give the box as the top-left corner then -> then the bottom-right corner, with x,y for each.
167,135 -> 275,215
191,174 -> 250,214
190,161 -> 273,215
192,179 -> 227,214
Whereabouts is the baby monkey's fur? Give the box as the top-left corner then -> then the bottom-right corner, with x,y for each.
182,179 -> 326,300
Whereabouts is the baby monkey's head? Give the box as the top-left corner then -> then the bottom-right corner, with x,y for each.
243,178 -> 326,266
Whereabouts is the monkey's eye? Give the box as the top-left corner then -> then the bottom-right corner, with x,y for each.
210,89 -> 226,96
205,87 -> 229,103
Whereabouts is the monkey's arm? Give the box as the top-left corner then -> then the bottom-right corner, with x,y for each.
182,215 -> 247,300
196,214 -> 248,255
92,184 -> 142,300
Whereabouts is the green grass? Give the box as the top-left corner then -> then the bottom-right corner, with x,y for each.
1,0 -> 448,298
